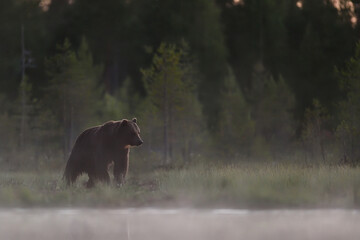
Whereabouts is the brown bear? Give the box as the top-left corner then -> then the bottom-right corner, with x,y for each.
63,118 -> 143,187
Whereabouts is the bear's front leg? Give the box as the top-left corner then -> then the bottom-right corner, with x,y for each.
114,148 -> 130,186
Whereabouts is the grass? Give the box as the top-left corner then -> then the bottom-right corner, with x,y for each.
156,163 -> 360,208
0,162 -> 360,208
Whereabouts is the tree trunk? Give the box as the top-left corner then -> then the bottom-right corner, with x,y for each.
69,105 -> 74,152
316,117 -> 326,163
20,24 -> 26,149
168,101 -> 173,161
63,94 -> 68,160
163,72 -> 170,165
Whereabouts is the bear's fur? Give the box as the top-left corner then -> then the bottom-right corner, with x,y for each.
63,118 -> 143,187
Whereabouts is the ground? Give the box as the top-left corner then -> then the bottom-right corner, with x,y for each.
1,163 -> 360,239
0,163 -> 359,208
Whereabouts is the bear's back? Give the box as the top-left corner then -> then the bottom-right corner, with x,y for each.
73,125 -> 101,148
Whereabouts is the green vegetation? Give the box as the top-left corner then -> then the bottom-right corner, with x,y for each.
1,1 -> 360,209
1,162 -> 360,208
1,0 -> 360,168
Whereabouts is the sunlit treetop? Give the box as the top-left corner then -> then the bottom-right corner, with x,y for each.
233,0 -> 244,5
39,0 -> 73,11
297,0 -> 357,25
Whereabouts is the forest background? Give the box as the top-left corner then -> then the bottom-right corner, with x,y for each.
1,0 -> 360,172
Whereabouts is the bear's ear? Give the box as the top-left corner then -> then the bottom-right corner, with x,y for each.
132,118 -> 137,123
120,120 -> 128,127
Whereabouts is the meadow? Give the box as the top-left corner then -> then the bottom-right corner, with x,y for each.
0,161 -> 360,209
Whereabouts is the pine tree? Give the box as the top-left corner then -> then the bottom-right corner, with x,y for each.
141,42 -> 203,165
249,68 -> 295,159
217,68 -> 254,158
336,42 -> 360,165
45,38 -> 102,158
302,99 -> 330,164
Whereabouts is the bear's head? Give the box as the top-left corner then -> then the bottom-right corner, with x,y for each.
120,118 -> 143,148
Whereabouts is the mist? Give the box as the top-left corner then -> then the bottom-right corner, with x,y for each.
1,0 -> 360,239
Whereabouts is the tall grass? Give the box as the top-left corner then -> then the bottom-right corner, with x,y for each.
0,162 -> 359,208
155,162 -> 360,208
0,172 -> 161,207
